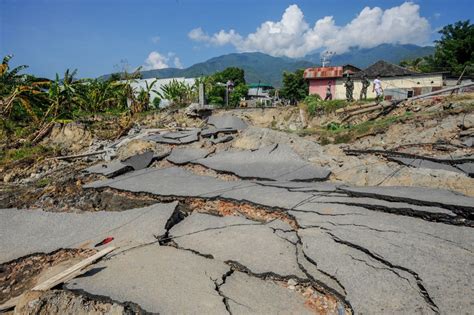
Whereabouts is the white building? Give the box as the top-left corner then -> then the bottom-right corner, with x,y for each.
129,77 -> 196,107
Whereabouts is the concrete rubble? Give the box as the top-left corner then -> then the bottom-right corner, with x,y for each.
1,104 -> 473,314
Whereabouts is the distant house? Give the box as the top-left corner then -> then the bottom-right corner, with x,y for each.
247,83 -> 274,98
304,60 -> 446,100
303,65 -> 360,99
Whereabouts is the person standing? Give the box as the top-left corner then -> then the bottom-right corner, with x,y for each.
360,74 -> 370,100
373,76 -> 384,102
324,82 -> 332,100
344,75 -> 354,102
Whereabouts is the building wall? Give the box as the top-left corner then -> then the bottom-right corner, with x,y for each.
129,77 -> 196,107
309,79 -> 336,99
331,74 -> 443,100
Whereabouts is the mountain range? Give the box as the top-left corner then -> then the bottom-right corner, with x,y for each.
105,44 -> 435,87
303,44 -> 435,68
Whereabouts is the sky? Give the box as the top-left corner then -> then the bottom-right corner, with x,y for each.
0,0 -> 471,78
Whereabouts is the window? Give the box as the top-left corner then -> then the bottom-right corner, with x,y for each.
407,90 -> 414,98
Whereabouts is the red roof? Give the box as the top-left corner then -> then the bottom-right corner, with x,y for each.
303,66 -> 343,79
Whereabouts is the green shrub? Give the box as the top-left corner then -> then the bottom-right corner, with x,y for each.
303,95 -> 322,117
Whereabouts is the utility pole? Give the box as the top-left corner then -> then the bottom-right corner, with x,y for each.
321,51 -> 335,67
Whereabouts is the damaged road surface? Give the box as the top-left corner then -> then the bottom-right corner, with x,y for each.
75,163 -> 474,314
1,110 -> 474,314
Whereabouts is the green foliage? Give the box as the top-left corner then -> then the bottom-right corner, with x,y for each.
229,83 -> 248,107
76,78 -> 127,113
326,122 -> 346,131
35,177 -> 51,188
0,144 -> 53,165
0,55 -> 50,123
213,67 -> 246,86
399,57 -> 432,73
152,97 -> 161,108
302,95 -> 322,117
400,20 -> 474,75
301,95 -> 349,118
280,69 -> 308,105
204,67 -> 248,107
157,79 -> 196,107
431,20 -> 474,74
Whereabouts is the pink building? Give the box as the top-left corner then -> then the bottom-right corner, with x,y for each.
303,65 -> 360,99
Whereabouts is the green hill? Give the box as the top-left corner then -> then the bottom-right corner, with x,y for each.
137,52 -> 315,87
305,44 -> 435,68
101,44 -> 435,86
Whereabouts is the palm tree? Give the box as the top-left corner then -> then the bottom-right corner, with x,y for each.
0,55 -> 49,123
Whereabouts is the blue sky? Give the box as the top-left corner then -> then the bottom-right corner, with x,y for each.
0,0 -> 471,78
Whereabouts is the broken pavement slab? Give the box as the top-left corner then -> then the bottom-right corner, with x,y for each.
166,147 -> 210,165
338,185 -> 474,215
0,202 -> 177,263
201,127 -> 238,138
84,167 -> 313,210
147,129 -> 200,145
170,213 -> 306,278
220,272 -> 314,315
291,203 -> 474,314
85,151 -> 154,178
388,156 -> 467,175
84,160 -> 132,178
195,144 -> 331,181
66,245 -> 231,314
301,195 -> 458,219
207,114 -> 248,130
84,167 -> 244,199
210,134 -> 234,144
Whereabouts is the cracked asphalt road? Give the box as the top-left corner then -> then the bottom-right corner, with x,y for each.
1,114 -> 473,314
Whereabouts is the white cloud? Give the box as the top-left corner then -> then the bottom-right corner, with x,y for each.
151,36 -> 160,44
188,2 -> 431,57
188,27 -> 242,46
174,56 -> 183,69
143,51 -> 169,70
143,51 -> 185,70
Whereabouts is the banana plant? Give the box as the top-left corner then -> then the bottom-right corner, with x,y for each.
0,55 -> 49,122
45,69 -> 80,119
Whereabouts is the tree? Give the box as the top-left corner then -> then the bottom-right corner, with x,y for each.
204,67 -> 247,107
279,69 -> 308,105
213,67 -> 245,86
399,57 -> 432,73
431,20 -> 473,74
229,83 -> 248,107
398,20 -> 473,75
0,55 -> 49,123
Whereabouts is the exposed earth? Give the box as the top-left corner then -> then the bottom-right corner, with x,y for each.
0,93 -> 473,314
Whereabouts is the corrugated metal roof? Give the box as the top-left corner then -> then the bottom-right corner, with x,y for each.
303,67 -> 344,79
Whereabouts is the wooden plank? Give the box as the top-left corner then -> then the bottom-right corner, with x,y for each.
0,295 -> 22,312
32,246 -> 116,291
0,246 -> 116,311
0,246 -> 116,312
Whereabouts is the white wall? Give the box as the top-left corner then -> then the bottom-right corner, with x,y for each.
129,77 -> 196,107
334,74 -> 443,100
